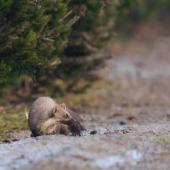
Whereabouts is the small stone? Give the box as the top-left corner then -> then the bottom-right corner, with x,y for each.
119,121 -> 126,125
90,130 -> 97,135
20,155 -> 25,159
12,139 -> 20,142
127,116 -> 137,121
166,114 -> 170,118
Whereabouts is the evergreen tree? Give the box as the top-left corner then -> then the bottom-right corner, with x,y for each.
54,0 -> 117,92
1,0 -> 170,94
0,0 -> 84,83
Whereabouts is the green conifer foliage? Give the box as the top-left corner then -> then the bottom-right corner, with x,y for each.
1,0 -> 169,93
55,0 -> 116,87
0,0 -> 81,82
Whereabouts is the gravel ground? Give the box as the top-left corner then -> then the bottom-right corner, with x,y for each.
1,37 -> 170,170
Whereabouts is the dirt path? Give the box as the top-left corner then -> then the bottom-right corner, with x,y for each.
1,37 -> 170,170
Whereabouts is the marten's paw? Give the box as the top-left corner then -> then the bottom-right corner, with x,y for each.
59,124 -> 69,136
69,121 -> 82,136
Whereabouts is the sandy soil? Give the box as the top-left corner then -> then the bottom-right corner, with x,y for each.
1,36 -> 170,170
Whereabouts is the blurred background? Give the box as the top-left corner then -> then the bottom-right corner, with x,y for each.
0,0 -> 170,139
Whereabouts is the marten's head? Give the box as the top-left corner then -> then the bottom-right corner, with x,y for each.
53,103 -> 75,124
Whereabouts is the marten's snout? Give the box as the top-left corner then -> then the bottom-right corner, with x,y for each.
70,116 -> 77,123
72,118 -> 76,122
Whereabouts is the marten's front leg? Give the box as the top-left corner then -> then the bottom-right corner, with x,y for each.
52,124 -> 69,136
58,124 -> 69,136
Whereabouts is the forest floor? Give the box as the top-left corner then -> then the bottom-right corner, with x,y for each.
1,23 -> 170,170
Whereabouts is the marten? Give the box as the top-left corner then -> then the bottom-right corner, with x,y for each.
28,96 -> 85,137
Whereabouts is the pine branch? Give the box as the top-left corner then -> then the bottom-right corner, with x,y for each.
0,21 -> 12,32
61,49 -> 113,64
60,10 -> 73,22
4,26 -> 22,41
51,34 -> 60,40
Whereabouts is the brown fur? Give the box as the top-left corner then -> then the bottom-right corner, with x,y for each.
28,96 -> 85,137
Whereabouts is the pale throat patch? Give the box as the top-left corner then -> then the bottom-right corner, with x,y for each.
38,118 -> 60,134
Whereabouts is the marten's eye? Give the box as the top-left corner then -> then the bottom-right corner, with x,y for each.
64,114 -> 69,118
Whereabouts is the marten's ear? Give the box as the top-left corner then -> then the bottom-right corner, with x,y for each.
53,105 -> 60,115
60,103 -> 66,110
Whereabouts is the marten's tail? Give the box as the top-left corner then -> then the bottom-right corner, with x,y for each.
25,107 -> 28,119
